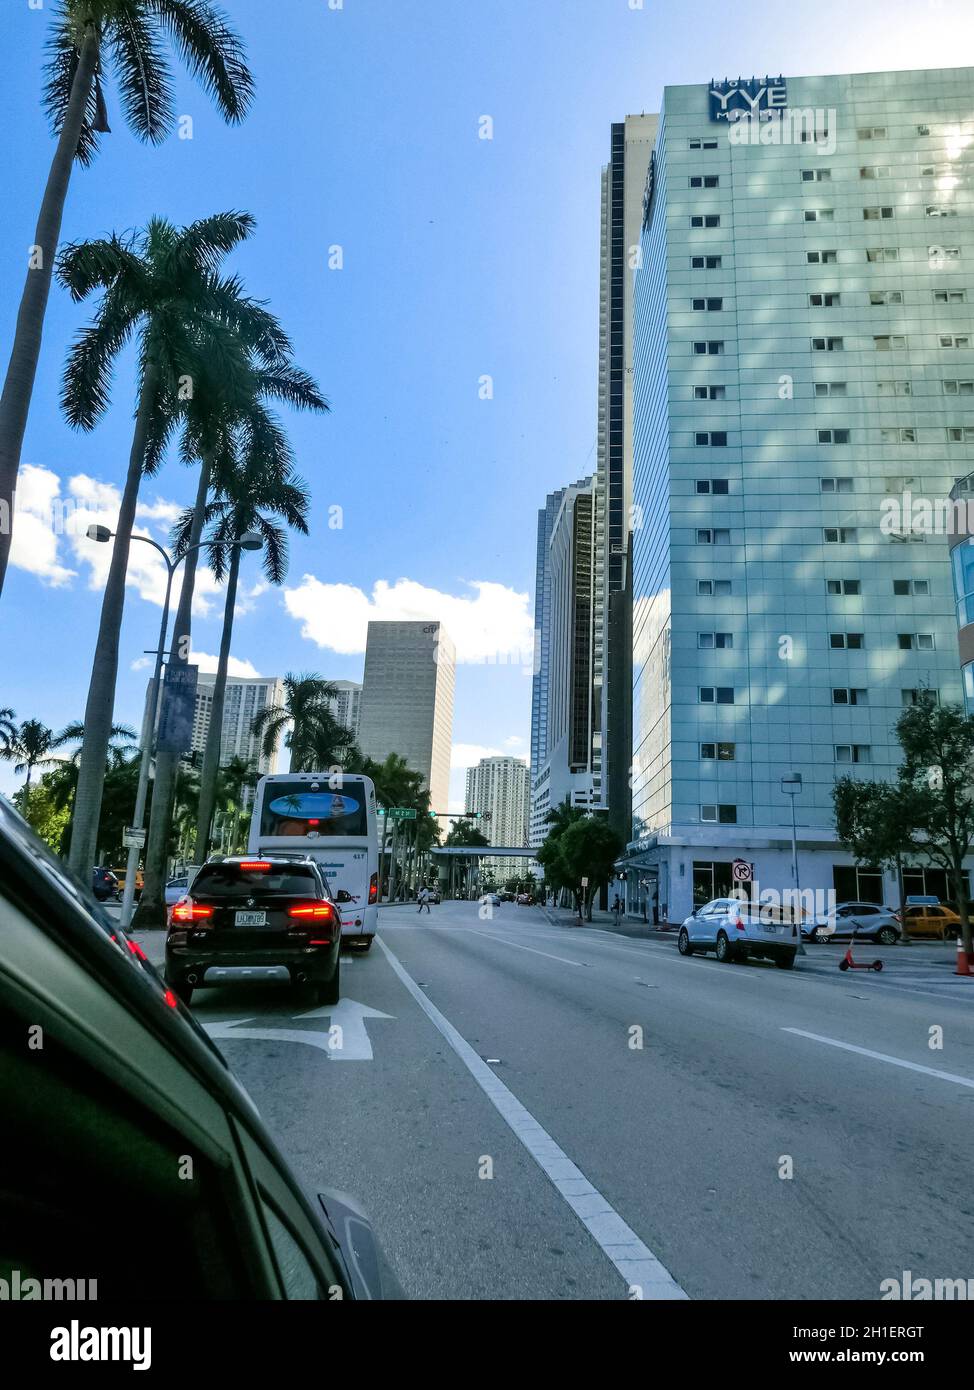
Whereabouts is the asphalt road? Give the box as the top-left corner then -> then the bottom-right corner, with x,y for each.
135,900 -> 974,1301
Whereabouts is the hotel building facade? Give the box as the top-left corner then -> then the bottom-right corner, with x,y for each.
625,66 -> 974,922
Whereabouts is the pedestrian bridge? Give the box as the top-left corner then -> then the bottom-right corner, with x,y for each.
430,846 -> 538,858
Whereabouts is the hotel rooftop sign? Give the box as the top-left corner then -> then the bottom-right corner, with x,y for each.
709,76 -> 788,122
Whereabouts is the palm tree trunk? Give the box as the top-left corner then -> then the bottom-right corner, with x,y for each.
193,543 -> 240,861
0,27 -> 99,596
68,363 -> 159,877
135,455 -> 212,926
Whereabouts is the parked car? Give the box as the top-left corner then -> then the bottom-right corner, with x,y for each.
498,891 -> 514,903
165,855 -> 342,1008
516,893 -> 534,906
112,865 -> 144,900
803,901 -> 901,945
0,795 -> 395,1300
896,902 -> 960,941
428,887 -> 442,904
678,897 -> 799,968
91,866 -> 119,902
481,892 -> 501,907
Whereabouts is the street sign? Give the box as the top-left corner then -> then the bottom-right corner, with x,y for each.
389,807 -> 417,820
732,859 -> 752,883
123,828 -> 146,849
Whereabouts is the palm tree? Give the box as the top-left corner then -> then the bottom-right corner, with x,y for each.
0,707 -> 17,757
61,210 -> 291,878
251,675 -> 342,775
136,362 -> 326,925
0,718 -> 61,790
190,438 -> 312,862
0,0 -> 253,595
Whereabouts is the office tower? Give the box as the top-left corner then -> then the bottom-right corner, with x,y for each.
597,116 -> 658,843
465,756 -> 530,847
325,680 -> 362,737
529,477 -> 600,844
626,67 -> 974,922
357,620 -> 456,812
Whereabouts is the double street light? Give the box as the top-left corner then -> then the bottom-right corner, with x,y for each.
86,524 -> 262,929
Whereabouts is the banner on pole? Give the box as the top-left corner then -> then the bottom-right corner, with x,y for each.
157,664 -> 198,754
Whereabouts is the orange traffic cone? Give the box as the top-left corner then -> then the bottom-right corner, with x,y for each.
955,936 -> 972,977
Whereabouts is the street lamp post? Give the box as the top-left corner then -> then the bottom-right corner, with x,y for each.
86,525 -> 261,930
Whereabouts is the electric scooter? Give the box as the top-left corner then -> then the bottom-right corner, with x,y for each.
837,925 -> 883,972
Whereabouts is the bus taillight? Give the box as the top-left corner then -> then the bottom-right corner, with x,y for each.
369,872 -> 378,904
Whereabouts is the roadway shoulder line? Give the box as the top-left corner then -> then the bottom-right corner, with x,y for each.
468,930 -> 585,967
782,1027 -> 974,1089
376,936 -> 688,1300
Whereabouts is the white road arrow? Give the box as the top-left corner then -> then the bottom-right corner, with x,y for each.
204,998 -> 394,1061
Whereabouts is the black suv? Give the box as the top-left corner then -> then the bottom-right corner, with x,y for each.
92,865 -> 119,901
166,856 -> 342,1007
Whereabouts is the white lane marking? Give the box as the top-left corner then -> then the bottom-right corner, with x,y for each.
783,1028 -> 974,1090
377,936 -> 688,1299
469,930 -> 585,967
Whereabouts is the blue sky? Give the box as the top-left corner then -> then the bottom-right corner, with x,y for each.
2,0 -> 973,806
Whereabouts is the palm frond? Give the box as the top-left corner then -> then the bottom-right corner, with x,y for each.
256,365 -> 330,414
107,0 -> 176,143
147,0 -> 255,124
42,9 -> 100,165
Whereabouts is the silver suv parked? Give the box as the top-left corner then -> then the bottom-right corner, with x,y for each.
678,897 -> 800,969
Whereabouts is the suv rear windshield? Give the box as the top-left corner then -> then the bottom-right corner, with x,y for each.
259,782 -> 368,838
192,864 -> 321,899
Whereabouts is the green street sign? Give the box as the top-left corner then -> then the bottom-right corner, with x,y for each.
389,807 -> 417,820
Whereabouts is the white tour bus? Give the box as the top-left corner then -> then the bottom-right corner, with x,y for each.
247,772 -> 379,950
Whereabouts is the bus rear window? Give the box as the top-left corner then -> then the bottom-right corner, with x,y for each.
259,784 -> 368,838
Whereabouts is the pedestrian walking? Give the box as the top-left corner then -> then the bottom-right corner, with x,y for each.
417,886 -> 431,914
612,893 -> 623,925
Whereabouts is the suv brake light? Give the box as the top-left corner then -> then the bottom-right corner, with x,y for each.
239,861 -> 271,871
171,898 -> 214,923
288,903 -> 335,921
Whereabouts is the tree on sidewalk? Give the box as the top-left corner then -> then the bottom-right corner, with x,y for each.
558,816 -> 623,922
832,777 -> 925,935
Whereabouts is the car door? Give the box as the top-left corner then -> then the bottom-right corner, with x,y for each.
692,899 -> 723,944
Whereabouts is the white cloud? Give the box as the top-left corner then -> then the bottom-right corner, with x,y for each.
190,650 -> 262,679
451,742 -> 505,769
136,496 -> 183,530
283,575 -> 534,665
504,735 -> 526,749
8,464 -> 77,586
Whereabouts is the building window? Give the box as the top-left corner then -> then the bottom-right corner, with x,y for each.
804,209 -> 835,221
690,214 -> 721,228
695,478 -> 729,493
902,688 -> 939,707
893,579 -> 930,596
880,427 -> 917,443
689,174 -> 720,188
700,742 -> 736,761
940,335 -> 971,348
698,579 -> 732,596
691,255 -> 723,268
875,335 -> 907,350
693,385 -> 727,400
947,426 -> 974,443
835,745 -> 871,763
863,206 -> 894,220
866,247 -> 899,262
858,127 -> 887,140
877,380 -> 912,396
699,687 -> 735,704
898,633 -> 935,650
698,632 -> 733,649
934,289 -> 967,304
824,527 -> 857,543
815,382 -> 848,397
812,337 -> 844,351
830,633 -> 864,649
807,250 -> 838,264
832,688 -> 868,705
693,340 -> 725,354
926,205 -> 958,218
820,476 -> 853,490
695,431 -> 728,446
944,379 -> 974,395
826,579 -> 861,595
931,246 -> 961,263
870,290 -> 903,306
859,166 -> 892,179
818,431 -> 851,446
809,292 -> 841,307
801,168 -> 832,182
701,804 -> 738,824
692,297 -> 724,311
696,527 -> 730,544
689,138 -> 718,150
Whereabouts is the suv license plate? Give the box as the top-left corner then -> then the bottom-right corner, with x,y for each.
762,924 -> 778,933
235,910 -> 267,926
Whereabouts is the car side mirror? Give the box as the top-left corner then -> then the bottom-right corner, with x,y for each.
335,889 -> 353,904
317,1189 -> 398,1300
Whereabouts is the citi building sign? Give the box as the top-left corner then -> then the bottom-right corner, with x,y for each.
709,76 -> 788,122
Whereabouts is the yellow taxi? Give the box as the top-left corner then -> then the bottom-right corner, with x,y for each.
896,902 -> 961,941
112,867 -> 144,899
